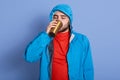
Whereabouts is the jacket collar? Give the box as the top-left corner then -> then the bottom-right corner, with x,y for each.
69,30 -> 76,43
69,33 -> 75,43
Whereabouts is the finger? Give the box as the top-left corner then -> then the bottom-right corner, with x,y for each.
50,20 -> 58,25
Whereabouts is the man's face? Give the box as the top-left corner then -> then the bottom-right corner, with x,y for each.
53,11 -> 70,32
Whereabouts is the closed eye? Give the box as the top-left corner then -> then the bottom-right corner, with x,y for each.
53,15 -> 58,19
61,15 -> 67,19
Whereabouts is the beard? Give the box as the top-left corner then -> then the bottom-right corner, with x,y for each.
59,25 -> 70,32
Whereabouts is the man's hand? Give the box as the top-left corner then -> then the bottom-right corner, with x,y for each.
46,20 -> 58,34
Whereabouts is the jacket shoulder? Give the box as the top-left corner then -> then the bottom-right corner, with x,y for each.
72,31 -> 90,48
72,31 -> 89,41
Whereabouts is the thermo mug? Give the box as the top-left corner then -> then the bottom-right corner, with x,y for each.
49,20 -> 63,37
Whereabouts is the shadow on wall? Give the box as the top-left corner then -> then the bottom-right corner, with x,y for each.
0,15 -> 49,80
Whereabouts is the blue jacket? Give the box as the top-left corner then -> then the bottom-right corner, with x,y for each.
25,31 -> 94,80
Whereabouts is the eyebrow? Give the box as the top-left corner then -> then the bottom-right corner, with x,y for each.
53,14 -> 57,16
53,14 -> 66,17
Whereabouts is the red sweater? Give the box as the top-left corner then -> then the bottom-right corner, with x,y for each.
51,31 -> 70,80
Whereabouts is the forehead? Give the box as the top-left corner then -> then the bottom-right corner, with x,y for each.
54,11 -> 66,16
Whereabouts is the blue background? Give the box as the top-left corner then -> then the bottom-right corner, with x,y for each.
0,0 -> 120,80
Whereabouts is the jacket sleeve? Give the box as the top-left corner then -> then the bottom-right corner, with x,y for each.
83,36 -> 94,80
24,32 -> 52,62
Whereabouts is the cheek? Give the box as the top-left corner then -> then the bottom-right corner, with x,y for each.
62,23 -> 67,28
62,20 -> 69,26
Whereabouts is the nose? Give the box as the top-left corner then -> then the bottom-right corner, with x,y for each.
57,16 -> 61,21
54,16 -> 61,22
